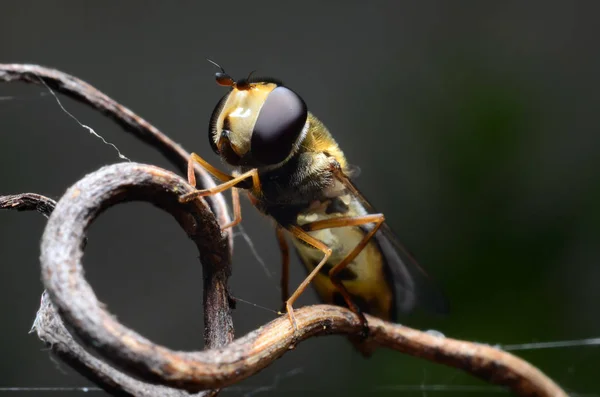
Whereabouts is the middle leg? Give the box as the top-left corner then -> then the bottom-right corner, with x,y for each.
276,226 -> 290,309
286,214 -> 385,333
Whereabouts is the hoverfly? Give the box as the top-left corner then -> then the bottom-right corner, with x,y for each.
180,62 -> 447,346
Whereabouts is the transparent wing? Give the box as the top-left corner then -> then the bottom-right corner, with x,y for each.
335,170 -> 449,317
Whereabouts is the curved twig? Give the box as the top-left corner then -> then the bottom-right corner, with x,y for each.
33,291 -> 217,397
39,163 -> 567,397
0,63 -> 232,243
1,183 -> 231,397
0,193 -> 56,217
0,194 -> 175,396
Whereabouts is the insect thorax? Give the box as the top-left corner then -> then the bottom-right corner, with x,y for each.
250,152 -> 333,225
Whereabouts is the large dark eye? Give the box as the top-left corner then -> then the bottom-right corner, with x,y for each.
208,93 -> 229,154
251,86 -> 308,165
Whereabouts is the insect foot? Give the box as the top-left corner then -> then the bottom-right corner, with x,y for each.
356,310 -> 370,341
179,189 -> 204,203
285,301 -> 300,344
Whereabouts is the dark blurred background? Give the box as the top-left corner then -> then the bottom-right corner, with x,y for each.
1,1 -> 599,396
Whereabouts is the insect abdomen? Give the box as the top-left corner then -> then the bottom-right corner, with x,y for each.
289,195 -> 395,320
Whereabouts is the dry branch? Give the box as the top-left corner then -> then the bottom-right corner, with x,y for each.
33,291 -> 217,397
35,163 -> 564,397
0,64 -> 569,397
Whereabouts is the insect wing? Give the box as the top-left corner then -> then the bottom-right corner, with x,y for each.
376,223 -> 449,316
336,172 -> 449,317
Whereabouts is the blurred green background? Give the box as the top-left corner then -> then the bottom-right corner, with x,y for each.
1,1 -> 598,396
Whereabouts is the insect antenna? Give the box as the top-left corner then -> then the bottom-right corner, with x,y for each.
207,58 -> 235,87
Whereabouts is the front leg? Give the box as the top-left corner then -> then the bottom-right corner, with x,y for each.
284,225 -> 333,333
181,153 -> 261,230
302,213 -> 385,337
276,225 -> 290,308
179,168 -> 260,203
187,152 -> 234,187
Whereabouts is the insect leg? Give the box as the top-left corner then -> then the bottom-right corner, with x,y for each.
219,187 -> 241,230
276,226 -> 290,307
301,214 -> 385,333
187,152 -> 234,187
285,225 -> 332,332
186,153 -> 249,231
179,168 -> 261,203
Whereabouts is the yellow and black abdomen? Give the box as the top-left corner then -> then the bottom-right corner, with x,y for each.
288,195 -> 396,321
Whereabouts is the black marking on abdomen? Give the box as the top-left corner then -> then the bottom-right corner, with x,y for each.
333,292 -> 370,313
318,261 -> 357,281
325,197 -> 349,214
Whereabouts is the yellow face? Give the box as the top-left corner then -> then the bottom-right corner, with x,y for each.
212,83 -> 278,158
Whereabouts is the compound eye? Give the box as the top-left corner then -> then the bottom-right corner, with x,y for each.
251,86 -> 308,165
